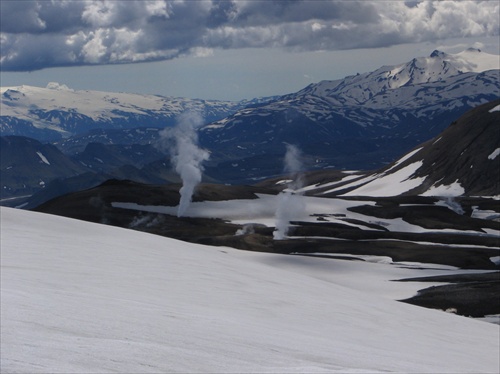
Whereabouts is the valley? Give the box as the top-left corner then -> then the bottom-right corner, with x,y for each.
29,100 -> 500,322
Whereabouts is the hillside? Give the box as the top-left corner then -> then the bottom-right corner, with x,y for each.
2,207 -> 499,373
295,99 -> 500,198
0,136 -> 88,200
0,136 -> 179,202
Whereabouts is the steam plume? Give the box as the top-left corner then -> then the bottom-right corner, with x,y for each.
273,144 -> 306,240
159,111 -> 209,217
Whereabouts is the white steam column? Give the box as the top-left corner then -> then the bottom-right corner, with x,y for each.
159,111 -> 209,217
273,144 -> 306,240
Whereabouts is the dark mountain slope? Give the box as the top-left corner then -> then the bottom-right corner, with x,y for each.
309,100 -> 500,198
73,142 -> 165,173
407,99 -> 500,197
0,136 -> 88,199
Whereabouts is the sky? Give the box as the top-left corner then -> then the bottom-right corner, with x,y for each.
1,0 -> 499,101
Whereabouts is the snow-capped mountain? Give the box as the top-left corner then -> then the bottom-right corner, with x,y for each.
2,207 -> 499,373
0,83 -> 269,141
200,49 -> 500,178
292,48 -> 499,105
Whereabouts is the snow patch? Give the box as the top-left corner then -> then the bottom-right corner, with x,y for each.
112,194 -> 475,235
35,151 -> 50,165
476,314 -> 500,325
490,256 -> 500,266
320,174 -> 379,195
421,180 -> 465,197
342,161 -> 425,197
488,104 -> 500,113
301,174 -> 362,194
385,147 -> 422,173
471,207 -> 500,220
298,253 -> 461,270
487,148 -> 500,160
435,197 -> 464,215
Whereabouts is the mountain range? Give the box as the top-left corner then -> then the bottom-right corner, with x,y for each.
0,82 -> 275,141
199,48 -> 500,176
1,48 -> 499,203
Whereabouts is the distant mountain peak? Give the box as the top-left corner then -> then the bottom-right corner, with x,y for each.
384,48 -> 498,89
430,49 -> 447,58
282,48 -> 499,109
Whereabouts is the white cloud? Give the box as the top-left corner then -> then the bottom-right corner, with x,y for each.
81,1 -> 116,28
144,0 -> 171,19
81,30 -> 109,63
189,47 -> 214,58
1,0 -> 498,71
311,22 -> 325,32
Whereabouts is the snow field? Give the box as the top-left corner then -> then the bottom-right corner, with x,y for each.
1,207 -> 499,373
112,193 -> 495,235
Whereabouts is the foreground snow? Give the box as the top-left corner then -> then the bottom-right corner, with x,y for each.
1,207 -> 499,373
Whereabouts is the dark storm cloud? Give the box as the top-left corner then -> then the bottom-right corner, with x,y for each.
1,0 -> 498,71
230,0 -> 379,26
0,1 -> 87,34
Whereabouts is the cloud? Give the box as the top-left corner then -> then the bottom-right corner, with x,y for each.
1,0 -> 498,71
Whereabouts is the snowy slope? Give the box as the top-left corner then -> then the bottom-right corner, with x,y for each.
1,83 -> 168,120
303,100 -> 500,198
2,207 -> 499,373
0,83 -> 248,140
293,48 -> 499,105
452,48 -> 500,72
